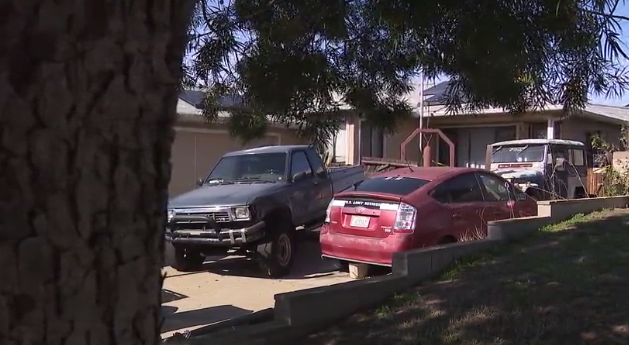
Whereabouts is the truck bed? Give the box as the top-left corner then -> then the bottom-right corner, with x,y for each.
328,165 -> 364,194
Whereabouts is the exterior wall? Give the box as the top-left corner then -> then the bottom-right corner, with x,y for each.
378,110 -> 624,168
560,115 -> 622,148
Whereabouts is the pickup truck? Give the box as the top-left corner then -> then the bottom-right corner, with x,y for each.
166,145 -> 365,278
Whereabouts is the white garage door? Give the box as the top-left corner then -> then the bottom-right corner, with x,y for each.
169,129 -> 279,197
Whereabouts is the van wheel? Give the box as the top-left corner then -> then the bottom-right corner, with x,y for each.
437,236 -> 457,245
256,221 -> 296,278
170,246 -> 205,272
574,187 -> 587,199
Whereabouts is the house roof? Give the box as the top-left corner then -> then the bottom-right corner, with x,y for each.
415,81 -> 629,125
178,90 -> 244,110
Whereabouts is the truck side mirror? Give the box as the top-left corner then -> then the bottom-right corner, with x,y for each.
292,172 -> 306,182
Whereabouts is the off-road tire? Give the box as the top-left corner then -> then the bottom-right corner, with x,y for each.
170,246 -> 206,272
256,221 -> 296,278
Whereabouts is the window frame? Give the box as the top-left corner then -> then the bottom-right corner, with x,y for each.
430,172 -> 485,204
289,150 -> 314,180
476,172 -> 512,202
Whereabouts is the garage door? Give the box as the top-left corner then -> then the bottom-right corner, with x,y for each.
169,129 -> 279,197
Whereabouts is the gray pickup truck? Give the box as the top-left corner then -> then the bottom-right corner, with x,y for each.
166,145 -> 365,277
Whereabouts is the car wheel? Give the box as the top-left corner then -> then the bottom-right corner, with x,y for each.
336,260 -> 349,272
256,221 -> 296,278
170,246 -> 205,272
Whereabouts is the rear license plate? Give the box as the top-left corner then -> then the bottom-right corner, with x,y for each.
350,215 -> 370,228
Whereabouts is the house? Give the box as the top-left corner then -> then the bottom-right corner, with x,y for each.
336,81 -> 629,168
170,90 -> 307,196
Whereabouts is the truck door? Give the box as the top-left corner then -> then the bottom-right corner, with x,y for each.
305,149 -> 333,219
289,150 -> 317,225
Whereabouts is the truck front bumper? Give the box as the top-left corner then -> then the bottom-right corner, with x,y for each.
166,215 -> 266,246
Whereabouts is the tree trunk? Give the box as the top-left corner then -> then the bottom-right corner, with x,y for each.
0,1 -> 195,344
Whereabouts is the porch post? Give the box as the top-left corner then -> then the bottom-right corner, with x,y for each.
546,119 -> 555,139
345,113 -> 361,165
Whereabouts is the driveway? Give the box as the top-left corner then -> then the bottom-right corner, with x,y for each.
161,235 -> 352,338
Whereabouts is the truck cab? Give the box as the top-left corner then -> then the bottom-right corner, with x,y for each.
487,139 -> 588,200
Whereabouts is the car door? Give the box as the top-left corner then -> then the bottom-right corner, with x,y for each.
305,149 -> 332,219
475,172 -> 514,224
288,150 -> 317,225
430,173 -> 486,241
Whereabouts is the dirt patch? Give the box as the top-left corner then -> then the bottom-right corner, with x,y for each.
301,209 -> 629,345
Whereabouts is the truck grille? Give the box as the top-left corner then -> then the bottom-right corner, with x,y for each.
176,211 -> 231,222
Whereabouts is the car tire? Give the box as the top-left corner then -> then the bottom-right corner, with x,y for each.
170,246 -> 205,272
256,221 -> 296,278
336,260 -> 350,272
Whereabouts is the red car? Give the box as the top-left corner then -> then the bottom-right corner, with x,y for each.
320,167 -> 538,267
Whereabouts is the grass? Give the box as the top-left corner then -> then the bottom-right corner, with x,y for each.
301,209 -> 629,345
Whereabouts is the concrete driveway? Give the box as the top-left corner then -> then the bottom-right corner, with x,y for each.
161,235 -> 352,338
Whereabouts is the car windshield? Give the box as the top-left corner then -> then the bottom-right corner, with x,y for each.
491,144 -> 545,163
206,153 -> 287,183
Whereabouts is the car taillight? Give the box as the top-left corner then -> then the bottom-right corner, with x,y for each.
392,202 -> 417,234
325,198 -> 346,223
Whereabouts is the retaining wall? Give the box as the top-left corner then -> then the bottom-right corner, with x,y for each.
179,196 -> 629,345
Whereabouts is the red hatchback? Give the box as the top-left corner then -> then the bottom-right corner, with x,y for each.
320,167 -> 537,266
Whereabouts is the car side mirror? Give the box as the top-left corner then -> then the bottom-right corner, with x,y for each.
196,178 -> 204,187
292,172 -> 306,182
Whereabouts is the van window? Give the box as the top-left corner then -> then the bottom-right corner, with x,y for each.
352,177 -> 430,196
570,149 -> 585,166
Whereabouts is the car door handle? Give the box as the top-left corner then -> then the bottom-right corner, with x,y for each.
452,213 -> 461,219
313,180 -> 319,185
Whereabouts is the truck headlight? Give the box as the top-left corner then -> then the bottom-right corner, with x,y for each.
167,209 -> 175,222
232,206 -> 250,220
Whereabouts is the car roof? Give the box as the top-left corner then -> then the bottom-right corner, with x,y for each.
374,167 -> 486,181
223,145 -> 310,157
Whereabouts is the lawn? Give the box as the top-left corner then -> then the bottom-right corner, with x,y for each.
301,209 -> 629,345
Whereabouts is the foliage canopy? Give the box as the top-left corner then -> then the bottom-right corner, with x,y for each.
184,0 -> 629,147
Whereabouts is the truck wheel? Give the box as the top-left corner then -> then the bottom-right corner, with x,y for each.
256,222 -> 296,278
170,246 -> 205,272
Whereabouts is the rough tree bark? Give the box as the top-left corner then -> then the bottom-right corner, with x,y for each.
0,1 -> 196,344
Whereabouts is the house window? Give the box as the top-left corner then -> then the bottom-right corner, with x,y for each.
495,126 -> 517,142
529,122 -> 561,139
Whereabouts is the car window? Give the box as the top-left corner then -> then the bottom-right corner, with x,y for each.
290,151 -> 313,179
431,173 -> 484,203
305,149 -> 327,179
352,177 -> 430,196
477,173 -> 511,202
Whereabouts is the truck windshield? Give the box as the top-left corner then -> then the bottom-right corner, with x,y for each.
492,144 -> 545,163
206,153 -> 287,183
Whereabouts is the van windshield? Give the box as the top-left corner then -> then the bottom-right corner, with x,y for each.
492,144 -> 545,163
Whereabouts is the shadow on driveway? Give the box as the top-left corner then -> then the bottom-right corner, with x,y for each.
161,305 -> 252,333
